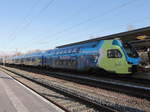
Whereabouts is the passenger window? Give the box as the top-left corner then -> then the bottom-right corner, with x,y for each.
107,49 -> 122,58
56,51 -> 59,55
59,51 -> 62,54
68,49 -> 72,54
72,48 -> 77,53
57,51 -> 60,55
92,44 -> 97,48
76,48 -> 80,53
66,50 -> 69,54
55,51 -> 58,55
64,50 -> 67,54
71,49 -> 74,53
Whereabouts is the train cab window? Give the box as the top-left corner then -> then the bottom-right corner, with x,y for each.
107,49 -> 122,58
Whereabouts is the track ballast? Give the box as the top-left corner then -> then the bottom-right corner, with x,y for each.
0,65 -> 150,112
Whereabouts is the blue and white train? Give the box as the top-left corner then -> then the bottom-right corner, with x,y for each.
3,39 -> 141,74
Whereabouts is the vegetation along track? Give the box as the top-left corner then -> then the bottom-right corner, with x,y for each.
0,66 -> 150,112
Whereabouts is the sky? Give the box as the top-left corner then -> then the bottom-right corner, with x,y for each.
0,0 -> 150,55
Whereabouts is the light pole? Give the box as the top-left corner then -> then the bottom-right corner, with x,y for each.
3,57 -> 5,66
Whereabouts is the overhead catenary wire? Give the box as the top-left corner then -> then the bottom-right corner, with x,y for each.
13,0 -> 95,50
9,0 -> 41,41
51,3 -> 150,45
49,0 -> 96,30
8,0 -> 55,54
9,0 -> 55,42
33,0 -> 140,46
86,16 -> 150,38
20,15 -> 150,53
19,0 -> 138,51
15,0 -> 144,53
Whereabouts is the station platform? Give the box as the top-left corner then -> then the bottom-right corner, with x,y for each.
0,71 -> 64,112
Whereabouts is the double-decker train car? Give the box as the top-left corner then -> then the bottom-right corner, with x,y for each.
4,39 -> 141,74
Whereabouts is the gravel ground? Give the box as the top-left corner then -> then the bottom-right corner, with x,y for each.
1,66 -> 150,112
0,68 -> 101,112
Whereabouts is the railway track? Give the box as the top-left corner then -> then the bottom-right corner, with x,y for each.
7,65 -> 150,99
0,66 -> 118,112
8,64 -> 150,86
0,65 -> 150,112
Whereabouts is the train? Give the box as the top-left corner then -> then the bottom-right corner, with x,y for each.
2,39 -> 141,74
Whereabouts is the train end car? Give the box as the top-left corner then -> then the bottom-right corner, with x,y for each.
45,39 -> 140,74
97,39 -> 141,74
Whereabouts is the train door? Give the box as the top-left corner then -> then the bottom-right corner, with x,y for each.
42,56 -> 45,67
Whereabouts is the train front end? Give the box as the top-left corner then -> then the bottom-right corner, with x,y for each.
97,39 -> 141,74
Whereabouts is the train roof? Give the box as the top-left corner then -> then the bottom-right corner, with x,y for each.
57,26 -> 150,48
10,51 -> 44,59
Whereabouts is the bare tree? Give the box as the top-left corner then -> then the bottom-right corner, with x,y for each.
26,49 -> 42,54
15,52 -> 22,56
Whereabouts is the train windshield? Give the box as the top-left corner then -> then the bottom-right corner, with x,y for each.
123,43 -> 139,58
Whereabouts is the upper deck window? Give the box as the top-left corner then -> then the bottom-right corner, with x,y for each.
71,48 -> 77,53
68,49 -> 72,54
56,51 -> 59,55
64,50 -> 67,54
92,44 -> 97,48
59,51 -> 63,54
